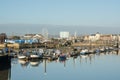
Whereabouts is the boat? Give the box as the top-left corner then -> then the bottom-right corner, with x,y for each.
59,54 -> 66,61
99,47 -> 105,52
80,49 -> 89,55
55,49 -> 61,55
17,49 -> 30,60
0,54 -> 11,80
30,54 -> 42,59
17,54 -> 27,60
30,53 -> 43,59
95,48 -> 100,53
88,49 -> 95,54
30,49 -> 43,59
0,54 -> 10,63
70,51 -> 78,57
39,48 -> 44,54
0,49 -> 11,63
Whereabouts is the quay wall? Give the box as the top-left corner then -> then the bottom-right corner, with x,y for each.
0,41 -> 115,49
0,44 -> 6,49
71,42 -> 114,47
0,43 -> 20,49
0,43 -> 55,49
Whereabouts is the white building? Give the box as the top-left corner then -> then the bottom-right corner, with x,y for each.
60,32 -> 70,39
95,32 -> 101,40
89,32 -> 101,41
89,34 -> 96,41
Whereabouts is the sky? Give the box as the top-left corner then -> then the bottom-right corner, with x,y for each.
0,0 -> 120,35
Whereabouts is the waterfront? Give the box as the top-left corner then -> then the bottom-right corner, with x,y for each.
8,50 -> 120,80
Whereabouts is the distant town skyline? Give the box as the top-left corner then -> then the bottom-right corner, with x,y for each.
0,24 -> 120,36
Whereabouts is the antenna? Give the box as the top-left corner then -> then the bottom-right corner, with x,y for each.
42,28 -> 48,40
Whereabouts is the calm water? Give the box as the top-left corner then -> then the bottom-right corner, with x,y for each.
10,51 -> 120,80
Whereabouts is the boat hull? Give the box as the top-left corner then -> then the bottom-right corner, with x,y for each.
18,55 -> 27,60
0,54 -> 11,63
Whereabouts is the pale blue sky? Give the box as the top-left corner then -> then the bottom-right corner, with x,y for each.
0,0 -> 120,35
0,0 -> 120,26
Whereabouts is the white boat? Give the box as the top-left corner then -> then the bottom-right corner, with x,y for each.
39,48 -> 44,54
55,49 -> 61,54
80,49 -> 89,55
18,49 -> 30,60
100,48 -> 105,52
18,55 -> 27,60
89,49 -> 95,53
30,54 -> 40,59
30,50 -> 43,59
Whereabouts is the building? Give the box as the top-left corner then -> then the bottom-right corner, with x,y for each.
23,34 -> 36,39
89,34 -> 96,41
84,35 -> 89,41
112,34 -> 118,41
100,34 -> 112,41
60,32 -> 70,39
0,33 -> 7,43
22,34 -> 44,43
89,32 -> 101,41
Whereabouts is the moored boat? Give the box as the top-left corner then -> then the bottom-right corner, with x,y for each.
17,54 -> 27,60
59,54 -> 66,61
80,49 -> 89,55
30,49 -> 43,59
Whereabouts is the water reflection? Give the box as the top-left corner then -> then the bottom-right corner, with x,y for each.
12,49 -> 120,68
0,59 -> 11,80
30,59 -> 43,67
10,49 -> 120,80
18,59 -> 29,68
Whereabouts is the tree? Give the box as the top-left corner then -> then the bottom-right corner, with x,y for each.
12,36 -> 20,40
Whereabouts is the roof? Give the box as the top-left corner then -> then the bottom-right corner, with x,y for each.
91,34 -> 95,36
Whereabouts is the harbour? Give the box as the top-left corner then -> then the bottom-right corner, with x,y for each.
10,49 -> 120,80
0,32 -> 120,80
0,46 -> 120,80
1,0 -> 120,80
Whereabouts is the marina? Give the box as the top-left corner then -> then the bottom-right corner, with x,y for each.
6,49 -> 120,80
1,31 -> 120,80
0,46 -> 120,80
1,0 -> 120,80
